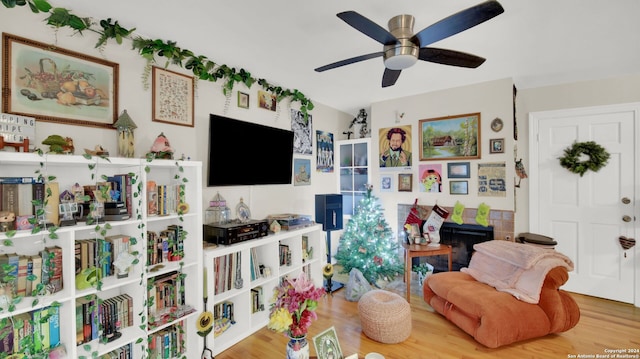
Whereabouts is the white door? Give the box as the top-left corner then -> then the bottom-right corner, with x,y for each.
529,103 -> 638,304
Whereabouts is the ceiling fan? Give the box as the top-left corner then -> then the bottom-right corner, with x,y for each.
314,0 -> 504,87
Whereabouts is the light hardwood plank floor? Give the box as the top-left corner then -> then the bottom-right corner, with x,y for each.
215,284 -> 640,359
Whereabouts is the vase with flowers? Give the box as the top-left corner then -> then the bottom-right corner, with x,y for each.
268,272 -> 326,359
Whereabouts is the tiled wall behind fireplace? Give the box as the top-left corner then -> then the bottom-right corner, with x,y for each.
397,204 -> 515,241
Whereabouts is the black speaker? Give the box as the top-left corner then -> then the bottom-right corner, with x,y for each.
315,194 -> 343,231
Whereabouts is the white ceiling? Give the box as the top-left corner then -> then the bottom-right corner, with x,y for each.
51,0 -> 640,115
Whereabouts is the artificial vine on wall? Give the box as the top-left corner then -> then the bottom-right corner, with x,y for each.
3,0 -> 315,118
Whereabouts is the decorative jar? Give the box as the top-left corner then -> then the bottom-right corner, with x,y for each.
286,335 -> 309,359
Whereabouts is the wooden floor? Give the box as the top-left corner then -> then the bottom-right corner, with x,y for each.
215,283 -> 640,359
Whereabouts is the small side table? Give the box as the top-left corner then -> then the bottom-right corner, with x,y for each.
402,243 -> 452,303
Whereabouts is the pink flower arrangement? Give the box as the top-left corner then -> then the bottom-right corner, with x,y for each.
268,272 -> 326,338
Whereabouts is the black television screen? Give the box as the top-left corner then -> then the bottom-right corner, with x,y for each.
207,114 -> 294,186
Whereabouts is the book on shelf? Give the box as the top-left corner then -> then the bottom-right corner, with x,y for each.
29,254 -> 42,296
43,182 -> 60,226
147,180 -> 158,216
1,182 -> 18,214
45,246 -> 63,294
13,312 -> 32,354
15,254 -> 28,297
48,305 -> 60,348
0,320 -> 13,353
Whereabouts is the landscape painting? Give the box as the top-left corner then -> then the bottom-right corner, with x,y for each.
419,113 -> 481,161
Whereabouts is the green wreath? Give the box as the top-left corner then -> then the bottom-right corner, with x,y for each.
559,141 -> 610,177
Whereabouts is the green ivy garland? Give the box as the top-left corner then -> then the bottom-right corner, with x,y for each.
559,141 -> 610,177
2,0 -> 314,118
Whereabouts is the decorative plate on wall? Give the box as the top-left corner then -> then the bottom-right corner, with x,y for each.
491,117 -> 503,132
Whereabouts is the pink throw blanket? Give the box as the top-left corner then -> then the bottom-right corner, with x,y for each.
461,240 -> 574,304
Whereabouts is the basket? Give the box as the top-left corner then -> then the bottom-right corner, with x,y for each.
30,58 -> 60,94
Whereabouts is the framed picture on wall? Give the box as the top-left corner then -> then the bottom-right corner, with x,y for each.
238,91 -> 249,109
450,180 -> 469,195
152,66 -> 194,127
2,33 -> 119,129
398,173 -> 413,192
418,113 -> 481,161
447,162 -> 471,178
490,138 -> 504,153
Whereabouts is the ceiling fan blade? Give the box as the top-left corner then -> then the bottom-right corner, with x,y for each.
314,52 -> 384,72
411,0 -> 504,47
418,47 -> 486,68
382,68 -> 402,88
337,11 -> 398,45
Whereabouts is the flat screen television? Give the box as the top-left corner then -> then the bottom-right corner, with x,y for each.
207,114 -> 294,186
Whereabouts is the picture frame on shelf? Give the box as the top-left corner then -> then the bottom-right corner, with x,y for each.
2,33 -> 119,129
490,138 -> 504,153
398,173 -> 413,192
447,162 -> 471,178
313,326 -> 344,359
152,66 -> 194,127
418,112 -> 481,161
238,91 -> 249,109
450,180 -> 469,195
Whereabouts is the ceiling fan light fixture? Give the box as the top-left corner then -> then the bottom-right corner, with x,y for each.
384,53 -> 418,70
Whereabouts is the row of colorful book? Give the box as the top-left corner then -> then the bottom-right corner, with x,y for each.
148,322 -> 185,359
146,181 -> 180,217
0,305 -> 61,355
146,225 -> 184,266
76,294 -> 133,346
147,271 -> 194,328
213,251 -> 242,295
0,246 -> 63,299
213,301 -> 235,338
75,234 -> 133,282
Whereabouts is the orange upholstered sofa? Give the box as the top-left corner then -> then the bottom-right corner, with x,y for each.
423,248 -> 580,348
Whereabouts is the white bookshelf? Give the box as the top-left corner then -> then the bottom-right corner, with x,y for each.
0,152 -> 203,358
203,224 -> 324,356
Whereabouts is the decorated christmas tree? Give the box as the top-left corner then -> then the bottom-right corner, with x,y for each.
334,185 -> 404,285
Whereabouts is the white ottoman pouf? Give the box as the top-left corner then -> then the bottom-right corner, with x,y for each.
358,289 -> 412,344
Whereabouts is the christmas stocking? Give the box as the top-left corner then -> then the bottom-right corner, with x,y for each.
475,202 -> 491,227
451,201 -> 465,225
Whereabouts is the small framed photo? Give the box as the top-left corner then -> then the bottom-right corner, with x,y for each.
238,91 -> 249,109
398,173 -> 413,192
380,175 -> 393,192
447,162 -> 471,179
450,180 -> 469,195
490,138 -> 504,154
313,326 -> 344,359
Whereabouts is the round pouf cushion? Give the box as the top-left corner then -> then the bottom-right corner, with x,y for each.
358,289 -> 412,344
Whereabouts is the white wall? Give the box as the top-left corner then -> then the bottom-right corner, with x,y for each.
1,10 -> 353,220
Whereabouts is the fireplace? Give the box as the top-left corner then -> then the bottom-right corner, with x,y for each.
430,222 -> 494,272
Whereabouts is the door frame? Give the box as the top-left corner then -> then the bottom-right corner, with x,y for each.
529,102 -> 640,307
